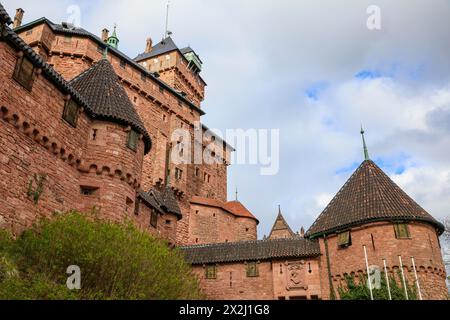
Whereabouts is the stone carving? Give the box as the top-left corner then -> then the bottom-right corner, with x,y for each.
286,261 -> 308,291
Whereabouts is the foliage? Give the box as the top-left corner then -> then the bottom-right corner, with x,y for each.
338,272 -> 417,300
0,212 -> 203,300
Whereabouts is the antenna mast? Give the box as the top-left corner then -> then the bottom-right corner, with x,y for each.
165,0 -> 170,39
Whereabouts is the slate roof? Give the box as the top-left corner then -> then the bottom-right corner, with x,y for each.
268,209 -> 296,239
150,187 -> 182,219
69,59 -> 152,153
137,189 -> 163,214
13,18 -> 205,115
0,3 -> 12,25
306,160 -> 445,238
191,196 -> 259,224
134,36 -> 179,61
180,238 -> 321,264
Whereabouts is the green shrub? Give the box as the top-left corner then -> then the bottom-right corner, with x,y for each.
338,271 -> 417,300
0,212 -> 203,300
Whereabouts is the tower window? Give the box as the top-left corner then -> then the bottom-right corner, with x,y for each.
141,72 -> 146,81
13,56 -> 35,91
394,223 -> 411,239
62,99 -> 80,127
246,262 -> 259,277
195,168 -> 200,177
134,198 -> 141,215
205,264 -> 217,279
119,59 -> 126,68
175,168 -> 183,180
150,209 -> 158,228
159,86 -> 164,94
337,231 -> 351,248
80,186 -> 98,196
127,130 -> 139,152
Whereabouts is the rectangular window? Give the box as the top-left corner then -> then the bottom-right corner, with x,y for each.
134,198 -> 140,215
150,209 -> 158,228
127,130 -> 139,152
175,168 -> 183,180
195,168 -> 200,177
62,99 -> 80,127
141,72 -> 146,81
337,231 -> 351,247
246,262 -> 259,277
80,186 -> 98,196
205,264 -> 217,279
394,223 -> 411,239
120,59 -> 126,68
159,86 -> 164,94
13,56 -> 35,91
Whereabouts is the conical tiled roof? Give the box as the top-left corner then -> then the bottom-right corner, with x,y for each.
0,3 -> 12,25
70,59 -> 152,153
306,160 -> 444,238
268,208 -> 296,239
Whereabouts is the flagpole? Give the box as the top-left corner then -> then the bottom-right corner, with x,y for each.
383,259 -> 392,300
363,245 -> 374,300
398,255 -> 409,300
411,256 -> 423,300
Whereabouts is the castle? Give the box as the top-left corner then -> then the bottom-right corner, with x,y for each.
0,4 -> 447,300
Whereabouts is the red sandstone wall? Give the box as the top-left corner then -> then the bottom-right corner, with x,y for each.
318,222 -> 448,300
191,262 -> 275,300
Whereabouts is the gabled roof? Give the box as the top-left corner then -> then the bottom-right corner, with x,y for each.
306,160 -> 445,238
138,187 -> 182,219
0,3 -> 12,25
70,59 -> 152,153
151,187 -> 182,219
180,46 -> 203,64
134,36 -> 178,61
268,208 -> 296,239
13,18 -> 205,115
180,238 -> 321,264
190,196 -> 259,224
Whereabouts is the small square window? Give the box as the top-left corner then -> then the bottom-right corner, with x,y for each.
246,262 -> 259,277
205,264 -> 217,279
127,130 -> 139,152
150,209 -> 158,228
159,86 -> 164,94
141,72 -> 146,81
337,231 -> 351,248
62,99 -> 80,127
13,56 -> 35,91
394,223 -> 411,239
120,59 -> 126,68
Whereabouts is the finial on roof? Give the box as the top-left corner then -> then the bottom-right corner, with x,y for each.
235,187 -> 238,201
107,23 -> 119,49
278,205 -> 282,215
360,125 -> 370,161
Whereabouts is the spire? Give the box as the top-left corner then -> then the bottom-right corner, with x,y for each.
107,24 -> 119,49
235,187 -> 238,201
360,125 -> 370,161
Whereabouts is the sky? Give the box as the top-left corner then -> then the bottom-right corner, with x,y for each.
3,0 -> 450,238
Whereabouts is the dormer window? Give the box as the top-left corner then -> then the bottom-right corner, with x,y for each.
127,130 -> 139,152
62,99 -> 80,127
13,56 -> 35,91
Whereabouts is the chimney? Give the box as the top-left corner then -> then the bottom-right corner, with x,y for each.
145,37 -> 153,53
13,8 -> 25,29
101,28 -> 109,42
300,227 -> 305,238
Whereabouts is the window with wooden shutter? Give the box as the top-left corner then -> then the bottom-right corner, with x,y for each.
13,56 -> 35,91
127,130 -> 139,151
205,264 -> 217,279
394,223 -> 411,239
62,99 -> 80,127
246,262 -> 259,277
337,231 -> 351,247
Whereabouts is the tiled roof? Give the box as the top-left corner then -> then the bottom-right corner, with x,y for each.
0,3 -> 12,25
150,187 -> 182,219
134,36 -> 178,61
180,238 -> 321,264
137,189 -> 163,214
191,196 -> 259,224
268,209 -> 296,239
69,59 -> 152,154
13,18 -> 205,115
306,160 -> 445,238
